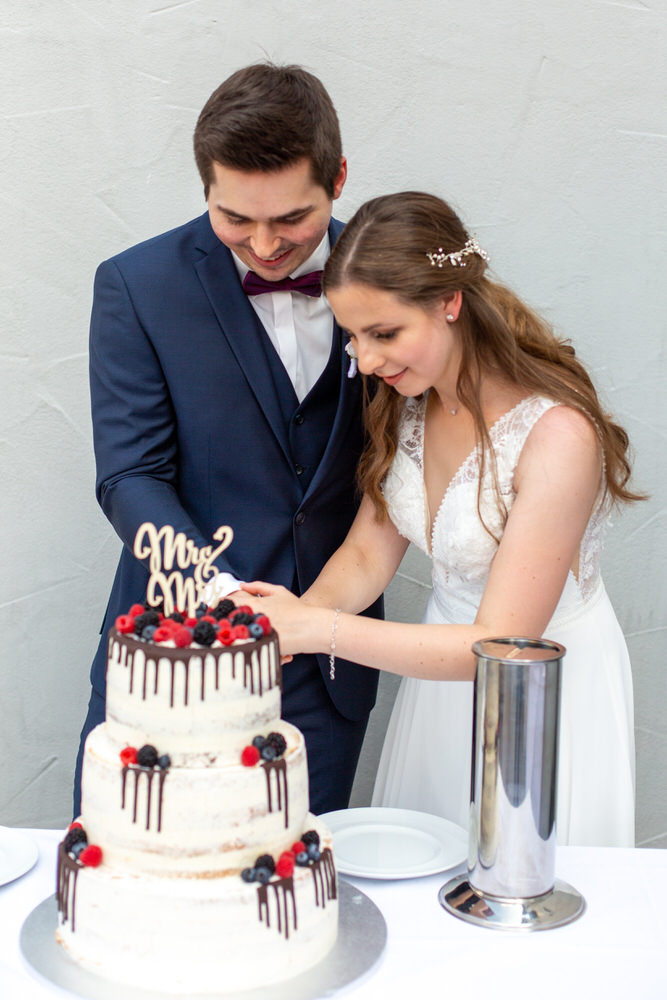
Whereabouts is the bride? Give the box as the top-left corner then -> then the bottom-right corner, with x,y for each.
241,192 -> 641,847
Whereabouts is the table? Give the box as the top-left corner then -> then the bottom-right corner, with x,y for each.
2,830 -> 666,999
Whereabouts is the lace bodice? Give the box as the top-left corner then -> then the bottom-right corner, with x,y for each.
383,394 -> 610,626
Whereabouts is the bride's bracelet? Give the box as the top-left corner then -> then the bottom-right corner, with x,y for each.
329,608 -> 341,681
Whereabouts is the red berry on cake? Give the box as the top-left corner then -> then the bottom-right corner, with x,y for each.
255,614 -> 272,635
276,852 -> 295,878
152,625 -> 173,643
120,746 -> 138,766
115,614 -> 136,634
129,603 -> 146,617
231,624 -> 249,640
291,840 -> 306,855
79,845 -> 103,867
241,745 -> 261,767
173,626 -> 194,648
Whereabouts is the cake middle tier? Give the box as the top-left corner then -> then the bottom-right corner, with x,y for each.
81,721 -> 309,875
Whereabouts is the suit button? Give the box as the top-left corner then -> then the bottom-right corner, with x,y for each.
294,413 -> 304,425
295,512 -> 306,526
295,463 -> 304,476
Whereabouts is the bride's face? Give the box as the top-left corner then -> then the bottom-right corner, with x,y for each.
327,282 -> 460,396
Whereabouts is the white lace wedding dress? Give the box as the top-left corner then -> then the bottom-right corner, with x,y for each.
372,394 -> 635,847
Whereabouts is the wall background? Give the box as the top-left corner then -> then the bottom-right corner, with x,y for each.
1,1 -> 665,845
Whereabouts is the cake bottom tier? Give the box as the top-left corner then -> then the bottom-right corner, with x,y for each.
56,817 -> 338,994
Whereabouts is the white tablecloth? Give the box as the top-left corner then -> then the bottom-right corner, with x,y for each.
2,829 -> 666,999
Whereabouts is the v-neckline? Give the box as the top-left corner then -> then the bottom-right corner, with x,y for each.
420,393 -> 534,556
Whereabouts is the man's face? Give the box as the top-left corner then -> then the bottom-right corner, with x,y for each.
207,157 -> 347,282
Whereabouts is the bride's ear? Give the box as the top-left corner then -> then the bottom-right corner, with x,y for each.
442,290 -> 463,323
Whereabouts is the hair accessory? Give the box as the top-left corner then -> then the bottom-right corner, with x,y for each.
426,237 -> 489,269
329,608 -> 341,680
345,341 -> 358,378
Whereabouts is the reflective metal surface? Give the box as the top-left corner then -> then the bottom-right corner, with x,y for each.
21,880 -> 386,1000
440,637 -> 585,930
439,875 -> 585,931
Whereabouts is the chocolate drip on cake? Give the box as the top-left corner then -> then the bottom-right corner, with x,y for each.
121,766 -> 168,832
311,848 -> 337,907
111,631 -> 280,709
262,758 -> 289,828
56,841 -> 80,932
257,877 -> 297,939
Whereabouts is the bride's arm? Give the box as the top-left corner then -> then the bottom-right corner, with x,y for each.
300,494 -> 409,613
246,406 -> 602,680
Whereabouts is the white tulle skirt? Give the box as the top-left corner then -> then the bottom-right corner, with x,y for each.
372,579 -> 635,847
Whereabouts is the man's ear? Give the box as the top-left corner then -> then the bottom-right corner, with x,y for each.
332,157 -> 347,201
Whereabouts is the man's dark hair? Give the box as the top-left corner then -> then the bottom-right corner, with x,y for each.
194,63 -> 343,198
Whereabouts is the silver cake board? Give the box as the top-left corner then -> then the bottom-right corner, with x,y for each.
20,878 -> 386,1000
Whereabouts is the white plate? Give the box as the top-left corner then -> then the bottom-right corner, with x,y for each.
321,807 -> 467,880
0,826 -> 39,886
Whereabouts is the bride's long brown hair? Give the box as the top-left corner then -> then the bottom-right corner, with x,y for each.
323,192 -> 643,523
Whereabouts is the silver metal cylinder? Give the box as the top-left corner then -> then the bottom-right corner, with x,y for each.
440,636 -> 585,930
468,637 -> 564,898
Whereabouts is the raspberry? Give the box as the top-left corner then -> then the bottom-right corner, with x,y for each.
231,624 -> 249,640
217,629 -> 234,646
115,615 -> 135,634
173,626 -> 193,648
184,617 -> 198,628
120,746 -> 138,766
79,845 -> 103,867
241,745 -> 260,767
216,618 -> 232,634
129,603 -> 145,617
152,626 -> 173,643
291,840 -> 306,855
68,821 -> 84,832
255,614 -> 272,635
233,605 -> 254,616
200,615 -> 217,624
276,852 -> 295,878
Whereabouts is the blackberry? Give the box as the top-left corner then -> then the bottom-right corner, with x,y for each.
134,610 -> 160,634
211,599 -> 236,620
231,611 -> 254,627
265,732 -> 287,757
137,745 -> 159,768
254,854 -> 276,875
167,611 -> 185,624
192,620 -> 217,646
64,827 -> 88,854
302,830 -> 320,848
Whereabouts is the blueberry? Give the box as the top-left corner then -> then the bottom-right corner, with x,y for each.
295,851 -> 310,867
241,868 -> 257,883
195,603 -> 208,619
141,624 -> 157,641
255,866 -> 272,885
251,735 -> 266,750
71,840 -> 87,860
260,745 -> 277,762
63,828 -> 87,853
248,623 -> 264,638
157,754 -> 171,769
307,844 -> 321,862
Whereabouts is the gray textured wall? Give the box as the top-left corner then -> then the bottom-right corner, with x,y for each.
1,2 -> 665,846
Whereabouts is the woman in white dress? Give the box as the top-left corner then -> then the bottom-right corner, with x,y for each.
241,192 -> 642,847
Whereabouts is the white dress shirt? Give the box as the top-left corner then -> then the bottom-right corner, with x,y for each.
204,232 -> 334,602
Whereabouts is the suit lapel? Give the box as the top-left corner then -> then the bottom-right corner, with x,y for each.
193,219 -> 293,462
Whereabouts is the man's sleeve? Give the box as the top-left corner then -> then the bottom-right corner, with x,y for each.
89,257 -> 237,580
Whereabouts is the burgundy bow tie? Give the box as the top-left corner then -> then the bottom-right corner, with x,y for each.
242,269 -> 323,298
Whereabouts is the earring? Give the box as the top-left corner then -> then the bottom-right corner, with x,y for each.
446,313 -> 455,322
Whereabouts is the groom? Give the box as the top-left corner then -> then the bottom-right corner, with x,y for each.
74,63 -> 382,816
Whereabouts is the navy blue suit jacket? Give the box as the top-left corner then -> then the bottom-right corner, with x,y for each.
88,212 -> 380,721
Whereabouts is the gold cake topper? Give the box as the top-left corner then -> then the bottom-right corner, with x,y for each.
133,523 -> 233,617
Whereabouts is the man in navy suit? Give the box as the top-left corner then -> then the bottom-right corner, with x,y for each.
74,64 -> 381,817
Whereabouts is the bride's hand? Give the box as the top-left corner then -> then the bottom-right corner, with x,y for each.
241,581 -> 326,658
